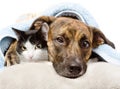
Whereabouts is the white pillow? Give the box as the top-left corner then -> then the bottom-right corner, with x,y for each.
0,62 -> 120,89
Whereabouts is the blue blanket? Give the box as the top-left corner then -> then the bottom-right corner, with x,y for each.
0,2 -> 120,69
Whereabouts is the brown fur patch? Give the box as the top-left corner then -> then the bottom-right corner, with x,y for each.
4,40 -> 19,66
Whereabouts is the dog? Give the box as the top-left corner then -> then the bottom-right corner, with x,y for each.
31,16 -> 115,78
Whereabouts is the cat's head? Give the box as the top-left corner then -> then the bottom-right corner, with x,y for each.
12,23 -> 49,62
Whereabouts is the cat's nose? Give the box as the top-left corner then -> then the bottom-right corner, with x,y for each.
29,55 -> 33,59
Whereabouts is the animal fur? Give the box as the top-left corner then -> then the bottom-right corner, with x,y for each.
4,23 -> 48,66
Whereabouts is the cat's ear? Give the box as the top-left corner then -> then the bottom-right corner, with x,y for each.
40,22 -> 49,41
12,28 -> 25,39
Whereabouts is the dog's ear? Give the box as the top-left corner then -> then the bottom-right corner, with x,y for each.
30,16 -> 56,30
89,26 -> 115,48
30,16 -> 56,41
40,22 -> 49,41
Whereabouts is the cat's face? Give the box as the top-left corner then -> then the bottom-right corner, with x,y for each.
13,25 -> 48,62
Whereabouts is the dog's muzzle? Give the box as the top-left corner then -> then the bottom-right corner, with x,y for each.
53,57 -> 87,78
67,61 -> 83,77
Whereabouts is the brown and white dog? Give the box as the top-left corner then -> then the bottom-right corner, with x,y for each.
31,16 -> 115,78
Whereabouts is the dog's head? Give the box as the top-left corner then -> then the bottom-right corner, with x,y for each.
31,16 -> 115,78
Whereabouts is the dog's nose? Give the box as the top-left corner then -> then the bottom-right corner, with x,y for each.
68,64 -> 82,75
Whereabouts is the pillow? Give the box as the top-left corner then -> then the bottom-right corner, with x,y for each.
0,62 -> 120,89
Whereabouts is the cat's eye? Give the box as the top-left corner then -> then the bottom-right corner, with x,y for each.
35,44 -> 42,49
21,46 -> 27,51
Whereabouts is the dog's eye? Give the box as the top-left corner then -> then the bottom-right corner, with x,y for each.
80,40 -> 90,48
56,36 -> 64,44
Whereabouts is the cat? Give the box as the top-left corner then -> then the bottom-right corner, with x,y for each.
4,23 -> 49,66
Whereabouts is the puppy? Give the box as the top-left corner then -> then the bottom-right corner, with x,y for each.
31,16 -> 115,78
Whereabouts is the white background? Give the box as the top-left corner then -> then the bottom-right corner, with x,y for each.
0,0 -> 120,52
